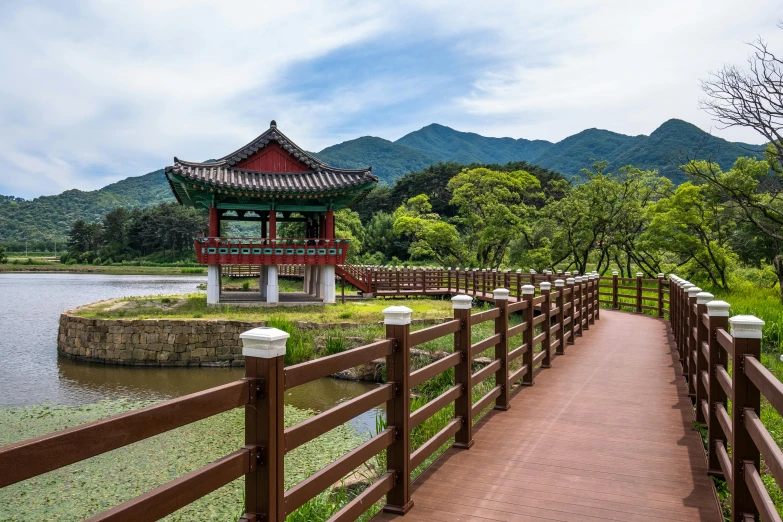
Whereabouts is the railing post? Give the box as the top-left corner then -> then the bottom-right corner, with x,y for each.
566,278 -> 576,345
686,286 -> 702,398
521,285 -> 535,385
516,269 -> 522,300
554,279 -> 565,355
540,282 -> 552,368
706,299 -> 730,476
588,274 -> 596,324
592,273 -> 600,321
680,282 -> 694,370
728,314 -> 765,522
493,288 -> 510,410
451,294 -> 474,449
241,327 -> 289,522
382,305 -> 414,514
695,292 -> 713,424
635,272 -> 643,314
657,273 -> 665,317
574,276 -> 584,336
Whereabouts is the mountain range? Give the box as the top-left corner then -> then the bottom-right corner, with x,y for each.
0,118 -> 764,243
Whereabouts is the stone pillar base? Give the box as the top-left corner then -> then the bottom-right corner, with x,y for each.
323,265 -> 336,303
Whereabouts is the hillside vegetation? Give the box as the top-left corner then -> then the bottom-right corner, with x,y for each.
0,119 -> 762,243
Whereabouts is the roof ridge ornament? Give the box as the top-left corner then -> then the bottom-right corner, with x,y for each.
270,119 -> 277,128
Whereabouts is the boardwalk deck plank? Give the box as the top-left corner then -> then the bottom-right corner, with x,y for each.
372,310 -> 722,522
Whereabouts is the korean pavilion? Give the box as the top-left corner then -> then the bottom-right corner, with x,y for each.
165,121 -> 377,305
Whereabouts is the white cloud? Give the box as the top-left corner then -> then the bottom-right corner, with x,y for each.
0,0 -> 780,198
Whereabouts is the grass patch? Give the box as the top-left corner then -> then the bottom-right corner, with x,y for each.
78,294 -> 453,324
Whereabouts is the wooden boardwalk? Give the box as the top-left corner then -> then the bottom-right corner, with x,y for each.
373,310 -> 722,522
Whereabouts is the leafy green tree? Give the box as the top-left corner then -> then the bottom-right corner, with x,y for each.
100,207 -> 131,260
335,209 -> 365,262
542,163 -> 668,275
66,219 -> 102,256
448,167 -> 541,268
392,195 -> 465,265
363,211 -> 408,261
642,182 -> 736,289
683,157 -> 783,300
0,245 -> 6,263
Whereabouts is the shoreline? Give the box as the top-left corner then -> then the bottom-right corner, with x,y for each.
0,264 -> 205,276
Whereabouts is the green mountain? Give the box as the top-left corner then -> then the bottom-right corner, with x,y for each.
1,119 -> 765,244
313,136 -> 437,184
395,123 -> 553,164
608,119 -> 763,183
0,169 -> 172,244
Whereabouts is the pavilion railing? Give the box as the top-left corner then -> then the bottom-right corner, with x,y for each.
0,275 -> 604,521
669,275 -> 776,522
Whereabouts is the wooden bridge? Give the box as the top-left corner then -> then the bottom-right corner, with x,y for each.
0,272 -> 778,521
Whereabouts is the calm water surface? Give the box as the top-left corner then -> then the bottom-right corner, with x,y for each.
0,273 -> 380,434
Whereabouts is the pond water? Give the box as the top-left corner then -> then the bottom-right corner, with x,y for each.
0,273 -> 381,436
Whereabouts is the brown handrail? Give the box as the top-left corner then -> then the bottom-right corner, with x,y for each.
0,380 -> 249,488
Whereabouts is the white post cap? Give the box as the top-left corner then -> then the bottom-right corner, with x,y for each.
707,300 -> 730,317
636,272 -> 644,277
516,269 -> 522,273
451,294 -> 473,310
529,269 -> 536,274
566,277 -> 575,284
575,276 -> 583,282
686,286 -> 702,297
658,273 -> 665,278
521,284 -> 535,295
540,282 -> 552,291
447,267 -> 452,270
383,305 -> 413,325
612,271 -> 619,276
493,288 -> 510,300
696,292 -> 713,305
729,315 -> 765,339
557,270 -> 563,274
565,271 -> 571,276
554,279 -> 564,287
682,283 -> 694,290
241,327 -> 289,359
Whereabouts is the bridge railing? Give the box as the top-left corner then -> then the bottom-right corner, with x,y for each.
0,275 -> 604,521
669,275 -> 778,522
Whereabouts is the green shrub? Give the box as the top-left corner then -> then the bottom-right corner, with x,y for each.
242,281 -> 251,291
323,332 -> 346,356
338,311 -> 353,319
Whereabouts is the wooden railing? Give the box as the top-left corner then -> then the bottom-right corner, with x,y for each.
669,275 -> 776,522
0,275 -> 603,521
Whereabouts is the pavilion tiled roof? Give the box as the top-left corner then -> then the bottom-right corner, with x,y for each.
164,121 -> 376,193
165,160 -> 377,193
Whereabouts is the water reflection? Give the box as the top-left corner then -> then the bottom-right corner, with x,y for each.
0,273 -> 381,436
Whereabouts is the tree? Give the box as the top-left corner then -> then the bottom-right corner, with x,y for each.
0,245 -> 6,264
699,26 -> 783,300
642,181 -> 736,289
448,167 -> 541,268
334,209 -> 365,262
100,207 -> 130,260
392,195 -> 466,265
682,157 -> 783,298
543,163 -> 668,275
363,211 -> 409,261
66,219 -> 102,255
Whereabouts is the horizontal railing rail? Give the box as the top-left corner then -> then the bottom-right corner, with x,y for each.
669,273 -> 780,522
0,270 -> 608,521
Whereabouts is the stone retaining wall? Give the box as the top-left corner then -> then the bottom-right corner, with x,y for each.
57,305 -> 449,368
58,312 -> 257,366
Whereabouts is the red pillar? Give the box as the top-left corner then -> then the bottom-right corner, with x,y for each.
319,215 -> 326,239
268,209 -> 276,239
325,210 -> 334,240
209,205 -> 220,237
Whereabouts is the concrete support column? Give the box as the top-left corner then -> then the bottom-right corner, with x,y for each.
303,265 -> 310,295
267,265 -> 279,304
207,264 -> 220,305
259,265 -> 268,299
315,265 -> 324,299
323,265 -> 336,303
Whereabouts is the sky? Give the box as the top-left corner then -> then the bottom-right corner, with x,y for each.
0,0 -> 781,199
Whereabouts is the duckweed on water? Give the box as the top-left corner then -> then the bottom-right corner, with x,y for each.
0,400 -> 365,521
